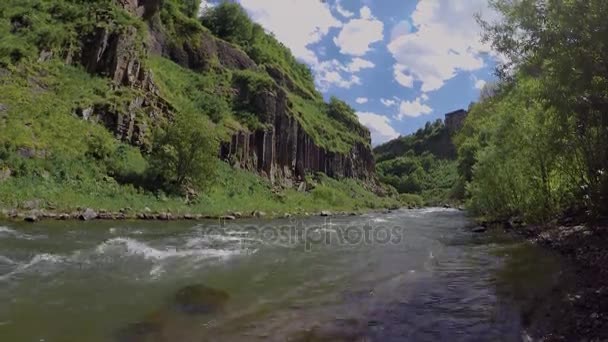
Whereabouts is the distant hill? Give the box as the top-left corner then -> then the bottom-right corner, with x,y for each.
373,110 -> 467,205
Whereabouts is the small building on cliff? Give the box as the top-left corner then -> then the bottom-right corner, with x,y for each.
444,109 -> 467,133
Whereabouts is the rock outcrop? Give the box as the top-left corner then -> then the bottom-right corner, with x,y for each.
76,0 -> 174,148
75,0 -> 378,187
219,84 -> 376,187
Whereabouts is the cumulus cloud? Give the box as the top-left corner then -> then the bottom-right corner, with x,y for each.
380,98 -> 398,107
347,57 -> 375,72
238,0 -> 342,64
390,20 -> 411,41
357,112 -> 400,145
314,59 -> 363,91
420,93 -> 429,101
388,0 -> 497,92
473,77 -> 487,90
335,0 -> 354,18
356,97 -> 368,104
333,6 -> 384,56
393,66 -> 415,88
397,98 -> 433,119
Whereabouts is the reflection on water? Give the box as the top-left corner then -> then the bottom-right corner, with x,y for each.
0,209 -> 564,341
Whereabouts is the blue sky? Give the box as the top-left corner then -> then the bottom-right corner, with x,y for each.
207,0 -> 499,145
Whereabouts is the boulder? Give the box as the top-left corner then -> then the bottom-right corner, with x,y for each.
320,210 -> 332,217
472,226 -> 487,233
24,214 -> 38,223
79,208 -> 97,221
172,284 -> 230,315
252,211 -> 266,218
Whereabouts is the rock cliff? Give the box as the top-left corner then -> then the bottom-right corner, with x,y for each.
75,0 -> 378,188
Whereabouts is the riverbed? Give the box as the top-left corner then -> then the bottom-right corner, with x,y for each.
0,208 -> 564,341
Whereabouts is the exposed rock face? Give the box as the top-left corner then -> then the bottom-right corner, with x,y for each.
74,0 -> 377,187
77,0 -> 173,148
149,27 -> 257,71
219,85 -> 376,187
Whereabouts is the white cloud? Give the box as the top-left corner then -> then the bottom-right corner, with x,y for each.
474,78 -> 487,90
347,58 -> 375,73
390,20 -> 411,41
397,98 -> 433,119
238,0 -> 342,64
335,0 -> 354,18
357,112 -> 400,145
393,66 -> 414,88
333,6 -> 384,56
314,59 -> 363,91
420,93 -> 429,101
388,0 -> 498,92
356,97 -> 368,104
380,98 -> 398,107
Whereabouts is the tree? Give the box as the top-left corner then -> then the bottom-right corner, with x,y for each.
149,115 -> 217,193
480,0 -> 608,217
200,2 -> 254,47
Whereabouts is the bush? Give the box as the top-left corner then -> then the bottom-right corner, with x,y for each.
148,115 -> 218,193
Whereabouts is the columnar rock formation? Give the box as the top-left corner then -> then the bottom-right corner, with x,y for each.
76,0 -> 378,188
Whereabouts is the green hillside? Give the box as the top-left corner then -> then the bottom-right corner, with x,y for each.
373,119 -> 460,206
0,0 -> 397,217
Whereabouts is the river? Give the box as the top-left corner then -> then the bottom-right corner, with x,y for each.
0,208 -> 564,341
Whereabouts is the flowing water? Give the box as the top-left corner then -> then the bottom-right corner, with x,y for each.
0,208 -> 564,341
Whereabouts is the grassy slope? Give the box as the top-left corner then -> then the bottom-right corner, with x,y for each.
0,1 -> 397,217
373,121 -> 460,206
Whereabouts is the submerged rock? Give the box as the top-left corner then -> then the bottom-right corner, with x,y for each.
172,284 -> 230,315
472,226 -> 487,233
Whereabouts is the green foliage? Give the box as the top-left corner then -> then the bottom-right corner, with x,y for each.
290,94 -> 369,153
455,0 -> 608,221
398,193 -> 424,208
200,2 -> 254,48
374,119 -> 455,162
456,77 -> 578,222
201,2 -> 318,99
0,0 -> 145,67
148,56 -> 232,124
149,114 -> 218,193
375,118 -> 460,205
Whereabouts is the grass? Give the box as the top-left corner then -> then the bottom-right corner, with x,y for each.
0,161 -> 399,217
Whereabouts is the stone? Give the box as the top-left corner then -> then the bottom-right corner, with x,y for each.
221,215 -> 236,220
158,212 -> 171,221
0,103 -> 7,112
472,226 -> 487,233
79,208 -> 97,221
252,211 -> 266,218
144,207 -> 152,213
184,214 -> 194,220
24,215 -> 38,223
320,210 -> 332,217
231,212 -> 243,218
22,199 -> 43,210
172,284 -> 230,315
58,213 -> 70,220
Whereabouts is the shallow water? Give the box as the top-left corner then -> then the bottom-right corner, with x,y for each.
0,209 -> 563,341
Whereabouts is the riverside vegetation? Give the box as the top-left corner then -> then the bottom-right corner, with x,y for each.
378,0 -> 608,225
0,0 -> 400,218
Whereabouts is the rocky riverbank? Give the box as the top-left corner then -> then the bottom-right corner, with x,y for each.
510,218 -> 608,340
0,206 -> 403,223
